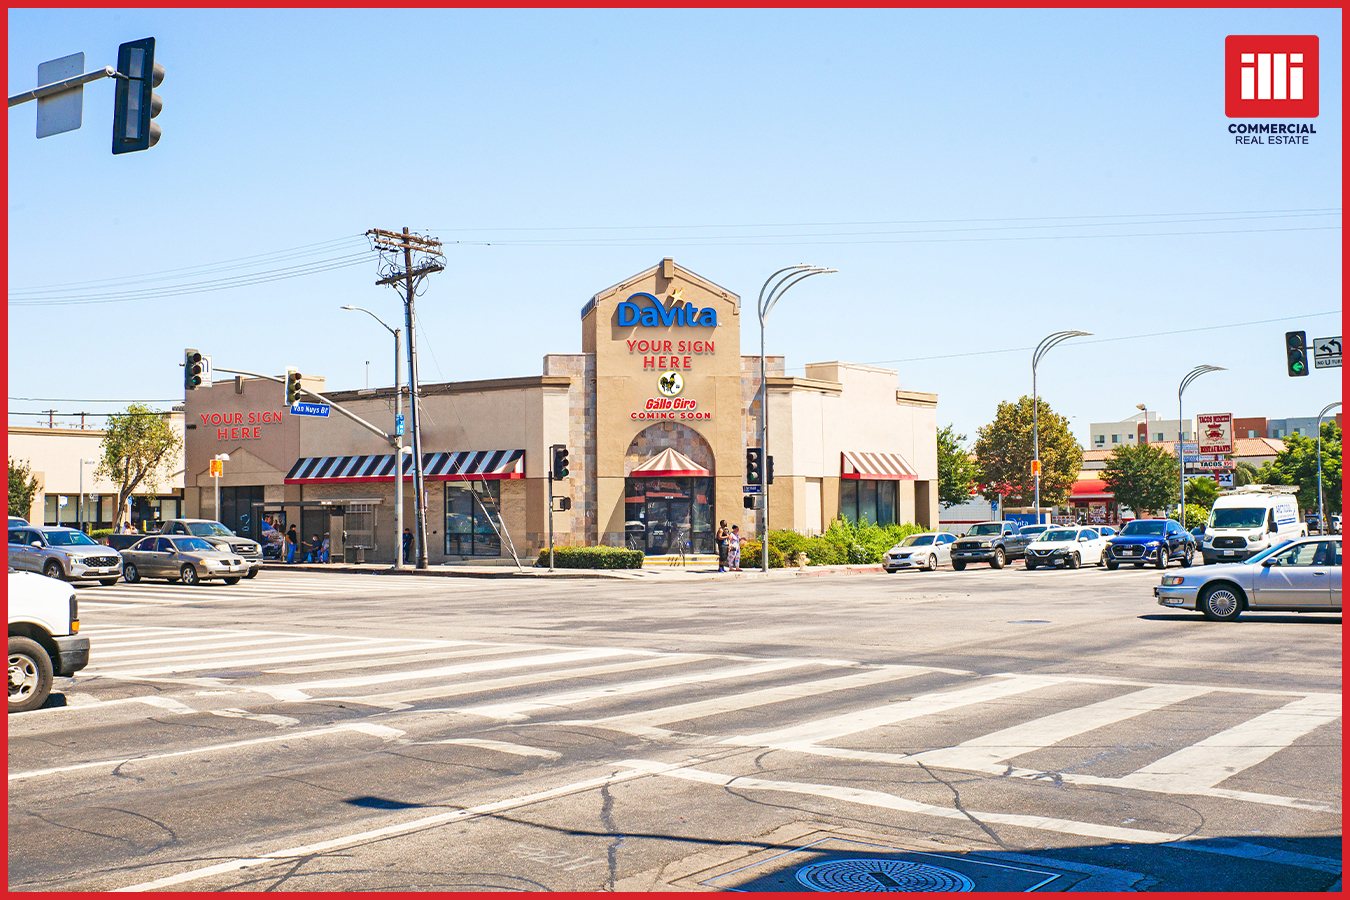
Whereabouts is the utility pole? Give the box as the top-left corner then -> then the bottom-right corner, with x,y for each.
367,227 -> 445,570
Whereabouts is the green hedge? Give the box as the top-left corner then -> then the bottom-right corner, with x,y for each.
745,519 -> 931,567
90,528 -> 115,541
738,539 -> 787,569
537,546 -> 644,569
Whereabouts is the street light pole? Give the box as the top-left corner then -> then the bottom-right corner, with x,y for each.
77,458 -> 95,531
1033,331 -> 1090,526
342,305 -> 405,569
1177,365 -> 1225,527
1316,401 -> 1341,533
756,265 -> 835,573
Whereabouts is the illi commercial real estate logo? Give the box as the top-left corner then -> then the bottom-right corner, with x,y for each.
1225,35 -> 1318,145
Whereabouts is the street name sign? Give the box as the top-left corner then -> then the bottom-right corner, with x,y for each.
1313,336 -> 1342,369
743,485 -> 762,494
289,402 -> 331,418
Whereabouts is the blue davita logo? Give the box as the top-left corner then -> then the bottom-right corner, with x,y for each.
616,292 -> 718,328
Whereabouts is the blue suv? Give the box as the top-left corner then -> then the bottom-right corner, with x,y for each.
1104,519 -> 1196,570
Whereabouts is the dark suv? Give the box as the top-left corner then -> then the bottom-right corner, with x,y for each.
1104,519 -> 1195,569
950,522 -> 1031,570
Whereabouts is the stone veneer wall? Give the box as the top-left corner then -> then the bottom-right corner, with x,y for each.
623,422 -> 715,474
740,355 -> 785,535
543,353 -> 596,546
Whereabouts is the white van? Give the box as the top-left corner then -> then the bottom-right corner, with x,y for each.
1200,485 -> 1305,564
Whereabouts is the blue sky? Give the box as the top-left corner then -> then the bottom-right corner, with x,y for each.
8,9 -> 1342,446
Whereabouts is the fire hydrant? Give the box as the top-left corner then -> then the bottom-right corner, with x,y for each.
794,550 -> 809,571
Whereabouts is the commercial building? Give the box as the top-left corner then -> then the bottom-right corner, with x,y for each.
181,260 -> 939,563
1090,411 -> 1342,448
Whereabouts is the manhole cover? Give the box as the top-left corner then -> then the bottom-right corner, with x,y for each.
794,858 -> 975,892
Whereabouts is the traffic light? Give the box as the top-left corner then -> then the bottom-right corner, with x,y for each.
766,455 -> 775,486
746,447 -> 763,485
184,348 -> 204,390
286,369 -> 303,405
112,37 -> 163,154
1286,331 -> 1309,377
551,444 -> 570,480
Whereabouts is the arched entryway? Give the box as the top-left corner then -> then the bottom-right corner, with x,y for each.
624,423 -> 715,555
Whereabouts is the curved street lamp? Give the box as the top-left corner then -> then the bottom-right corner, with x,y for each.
1032,331 -> 1090,526
1177,365 -> 1225,527
1316,401 -> 1341,533
757,265 -> 835,573
341,304 -> 406,569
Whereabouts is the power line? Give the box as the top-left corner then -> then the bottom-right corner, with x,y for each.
9,397 -> 179,403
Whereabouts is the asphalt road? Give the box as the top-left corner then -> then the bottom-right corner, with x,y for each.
8,563 -> 1342,892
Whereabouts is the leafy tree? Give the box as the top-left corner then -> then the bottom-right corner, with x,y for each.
937,424 -> 981,508
8,457 -> 39,521
1101,443 -> 1179,516
973,397 -> 1082,508
1233,460 -> 1260,487
96,404 -> 182,527
1183,476 -> 1221,513
1256,422 -> 1341,513
1182,503 -> 1210,531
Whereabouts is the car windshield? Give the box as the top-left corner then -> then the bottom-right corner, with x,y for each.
966,524 -> 1005,536
187,522 -> 235,537
1210,508 -> 1264,529
173,537 -> 217,552
900,535 -> 935,547
44,530 -> 99,546
1020,526 -> 1048,535
1121,521 -> 1165,536
1041,529 -> 1079,542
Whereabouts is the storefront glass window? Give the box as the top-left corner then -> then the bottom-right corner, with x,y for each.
445,482 -> 503,557
625,477 -> 713,555
839,479 -> 897,526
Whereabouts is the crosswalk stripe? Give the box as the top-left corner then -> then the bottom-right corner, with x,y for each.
91,640 -> 448,677
92,635 -> 319,659
903,684 -> 1214,773
460,658 -> 818,722
1115,693 -> 1343,793
577,665 -> 936,736
721,673 -> 1065,748
266,644 -> 545,675
330,654 -> 709,709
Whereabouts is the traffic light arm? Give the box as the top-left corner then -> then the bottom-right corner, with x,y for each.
212,365 -> 397,447
7,66 -> 118,107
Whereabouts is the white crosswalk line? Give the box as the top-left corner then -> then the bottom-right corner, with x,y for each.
461,658 -> 818,722
267,643 -> 539,675
92,635 -> 319,659
721,673 -> 1066,749
1115,692 -> 1343,793
91,640 -> 448,677
576,665 -> 936,736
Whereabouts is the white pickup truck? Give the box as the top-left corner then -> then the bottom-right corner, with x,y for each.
9,570 -> 89,712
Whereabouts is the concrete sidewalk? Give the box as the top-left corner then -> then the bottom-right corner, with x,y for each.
265,561 -> 885,580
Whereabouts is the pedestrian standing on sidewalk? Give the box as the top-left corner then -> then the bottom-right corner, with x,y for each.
728,525 -> 741,571
279,527 -> 290,564
715,520 -> 730,572
287,525 -> 298,563
403,528 -> 413,564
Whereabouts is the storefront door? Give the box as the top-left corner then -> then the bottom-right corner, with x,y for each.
625,477 -> 713,555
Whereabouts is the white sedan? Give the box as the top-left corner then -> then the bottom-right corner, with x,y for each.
883,533 -> 956,572
1024,526 -> 1108,569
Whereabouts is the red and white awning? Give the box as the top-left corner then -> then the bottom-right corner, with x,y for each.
840,450 -> 918,481
630,447 -> 710,477
285,450 -> 525,485
1071,478 -> 1112,499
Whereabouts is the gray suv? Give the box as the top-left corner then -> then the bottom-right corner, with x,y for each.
159,519 -> 262,577
8,526 -> 123,585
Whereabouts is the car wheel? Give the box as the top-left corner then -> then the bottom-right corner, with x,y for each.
1155,548 -> 1168,569
99,578 -> 119,586
1199,583 -> 1244,621
926,554 -> 937,571
123,564 -> 140,584
1180,547 -> 1194,568
42,560 -> 64,581
1105,560 -> 1118,570
1068,552 -> 1080,569
244,568 -> 258,579
1025,559 -> 1038,570
990,548 -> 1006,569
9,636 -> 53,713
223,576 -> 241,585
952,560 -> 966,571
180,565 -> 200,586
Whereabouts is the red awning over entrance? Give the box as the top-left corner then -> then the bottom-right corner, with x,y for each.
1071,478 -> 1111,498
630,447 -> 710,477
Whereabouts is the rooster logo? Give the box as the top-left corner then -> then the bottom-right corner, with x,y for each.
657,371 -> 683,396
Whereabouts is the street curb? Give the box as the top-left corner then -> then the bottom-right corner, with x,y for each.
264,562 -> 888,580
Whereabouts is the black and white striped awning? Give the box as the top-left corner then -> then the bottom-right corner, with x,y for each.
840,450 -> 918,481
285,450 -> 525,485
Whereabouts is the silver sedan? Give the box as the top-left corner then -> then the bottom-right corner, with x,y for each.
121,536 -> 251,585
1154,536 -> 1342,620
883,533 -> 956,572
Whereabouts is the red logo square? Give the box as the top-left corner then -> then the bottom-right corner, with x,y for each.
1226,35 -> 1319,118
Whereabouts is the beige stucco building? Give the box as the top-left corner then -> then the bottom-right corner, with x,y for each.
181,260 -> 939,563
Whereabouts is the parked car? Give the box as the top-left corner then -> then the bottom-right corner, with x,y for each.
9,568 -> 89,711
159,519 -> 263,577
1097,525 -> 1118,537
9,516 -> 29,527
121,535 -> 252,585
1189,524 -> 1207,542
1155,535 -> 1342,620
950,522 -> 1032,570
8,525 -> 122,585
1024,526 -> 1108,569
1104,519 -> 1195,570
1017,524 -> 1051,542
1305,513 -> 1323,535
883,532 -> 956,572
